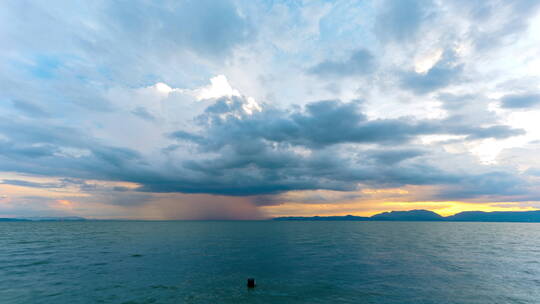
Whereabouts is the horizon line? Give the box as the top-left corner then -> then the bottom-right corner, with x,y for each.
3,208 -> 540,221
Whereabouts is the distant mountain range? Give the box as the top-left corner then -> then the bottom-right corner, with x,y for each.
274,209 -> 540,222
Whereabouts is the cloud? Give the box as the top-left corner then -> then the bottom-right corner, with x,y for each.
97,0 -> 255,65
0,0 -> 254,99
500,93 -> 540,109
157,97 -> 524,196
434,172 -> 529,200
464,125 -> 525,140
375,0 -> 433,43
400,51 -> 463,94
366,149 -> 425,165
11,100 -> 49,117
131,107 -> 157,121
1,179 -> 59,189
462,0 -> 540,50
0,116 -> 146,183
177,98 -> 523,150
308,49 -> 375,78
99,0 -> 255,58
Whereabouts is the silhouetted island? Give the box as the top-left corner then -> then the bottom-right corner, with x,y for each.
371,210 -> 444,221
274,209 -> 540,222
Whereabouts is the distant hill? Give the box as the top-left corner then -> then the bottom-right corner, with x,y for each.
371,210 -> 443,221
446,211 -> 540,222
273,209 -> 540,222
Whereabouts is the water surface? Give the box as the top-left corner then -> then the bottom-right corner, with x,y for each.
1,221 -> 539,303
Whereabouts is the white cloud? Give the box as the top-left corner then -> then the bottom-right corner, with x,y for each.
194,75 -> 241,100
153,82 -> 176,95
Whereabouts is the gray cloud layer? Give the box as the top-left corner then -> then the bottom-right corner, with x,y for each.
159,97 -> 525,197
500,93 -> 540,109
308,49 -> 376,78
0,95 -> 526,199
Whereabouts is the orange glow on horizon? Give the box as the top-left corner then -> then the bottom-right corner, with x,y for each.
2,171 -> 540,220
260,201 -> 540,218
377,201 -> 539,217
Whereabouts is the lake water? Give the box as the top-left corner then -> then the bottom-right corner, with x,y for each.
1,221 -> 540,303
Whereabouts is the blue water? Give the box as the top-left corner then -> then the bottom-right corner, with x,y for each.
1,221 -> 540,303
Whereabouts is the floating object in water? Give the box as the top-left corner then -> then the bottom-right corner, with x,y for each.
247,278 -> 256,288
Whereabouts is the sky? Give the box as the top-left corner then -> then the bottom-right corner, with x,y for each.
1,0 -> 540,219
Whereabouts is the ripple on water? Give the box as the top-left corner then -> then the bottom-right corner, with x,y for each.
2,221 -> 540,304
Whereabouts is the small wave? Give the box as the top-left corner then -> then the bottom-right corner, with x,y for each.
150,285 -> 179,290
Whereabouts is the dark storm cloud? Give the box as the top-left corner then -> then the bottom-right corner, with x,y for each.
308,49 -> 376,78
0,94 -> 527,199
500,93 -> 540,109
138,145 -> 460,196
155,97 -> 524,196
177,97 -> 523,150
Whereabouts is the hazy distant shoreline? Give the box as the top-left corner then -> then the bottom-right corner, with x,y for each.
4,209 -> 540,222
273,209 -> 540,222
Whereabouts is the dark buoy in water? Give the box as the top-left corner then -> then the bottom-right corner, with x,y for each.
247,278 -> 256,288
